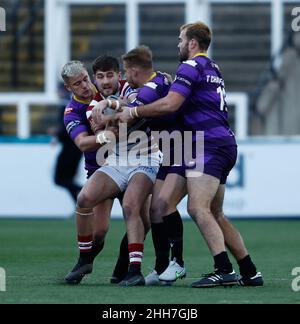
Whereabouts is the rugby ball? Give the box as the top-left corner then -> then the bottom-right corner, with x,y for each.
102,107 -> 117,115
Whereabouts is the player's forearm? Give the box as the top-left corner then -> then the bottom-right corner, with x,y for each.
135,98 -> 172,118
76,135 -> 100,152
135,92 -> 184,118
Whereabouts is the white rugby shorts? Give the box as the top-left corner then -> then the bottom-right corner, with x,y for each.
97,165 -> 159,192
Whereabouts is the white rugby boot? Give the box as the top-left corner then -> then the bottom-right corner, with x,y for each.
158,259 -> 186,282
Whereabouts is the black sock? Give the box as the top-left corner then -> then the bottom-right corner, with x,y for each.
214,251 -> 233,273
128,263 -> 141,274
163,211 -> 184,267
79,252 -> 93,264
238,255 -> 257,278
151,223 -> 170,274
91,240 -> 105,261
113,233 -> 129,276
119,233 -> 129,260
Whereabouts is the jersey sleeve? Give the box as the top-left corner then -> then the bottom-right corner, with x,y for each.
64,108 -> 89,141
170,60 -> 200,98
129,82 -> 162,107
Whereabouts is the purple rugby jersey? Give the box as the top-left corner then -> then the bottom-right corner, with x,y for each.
127,72 -> 182,158
170,53 -> 237,147
129,71 -> 183,132
130,72 -> 170,106
64,96 -> 99,175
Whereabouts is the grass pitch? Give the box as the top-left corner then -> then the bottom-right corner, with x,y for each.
0,218 -> 299,304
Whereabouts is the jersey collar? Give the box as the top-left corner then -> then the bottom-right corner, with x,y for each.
73,85 -> 98,104
192,52 -> 208,58
146,72 -> 157,83
73,96 -> 91,104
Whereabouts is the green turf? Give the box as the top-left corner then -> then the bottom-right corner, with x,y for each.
0,219 -> 299,304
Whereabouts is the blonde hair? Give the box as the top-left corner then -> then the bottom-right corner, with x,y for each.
61,61 -> 87,82
122,45 -> 153,70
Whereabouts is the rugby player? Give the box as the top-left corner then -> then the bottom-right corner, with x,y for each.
116,22 -> 263,288
86,46 -> 174,286
62,59 -> 134,284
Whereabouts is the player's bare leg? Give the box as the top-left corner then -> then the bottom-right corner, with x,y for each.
211,185 -> 263,286
93,199 -> 132,285
187,174 -> 225,255
77,171 -> 120,209
187,173 -> 237,288
65,171 -> 120,284
211,185 -> 247,259
119,173 -> 154,286
122,173 -> 153,244
110,189 -> 152,285
91,199 -> 113,259
141,194 -> 151,234
65,205 -> 94,284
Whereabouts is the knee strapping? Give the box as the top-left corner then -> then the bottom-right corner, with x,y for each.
75,205 -> 94,216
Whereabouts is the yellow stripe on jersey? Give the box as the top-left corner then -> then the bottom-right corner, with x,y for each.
192,52 -> 208,58
73,85 -> 98,104
145,72 -> 157,83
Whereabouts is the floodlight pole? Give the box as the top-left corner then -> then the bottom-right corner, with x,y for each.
126,0 -> 139,51
185,0 -> 212,57
271,0 -> 283,71
45,0 -> 58,98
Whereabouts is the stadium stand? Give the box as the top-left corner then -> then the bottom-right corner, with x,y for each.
0,1 -> 298,136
